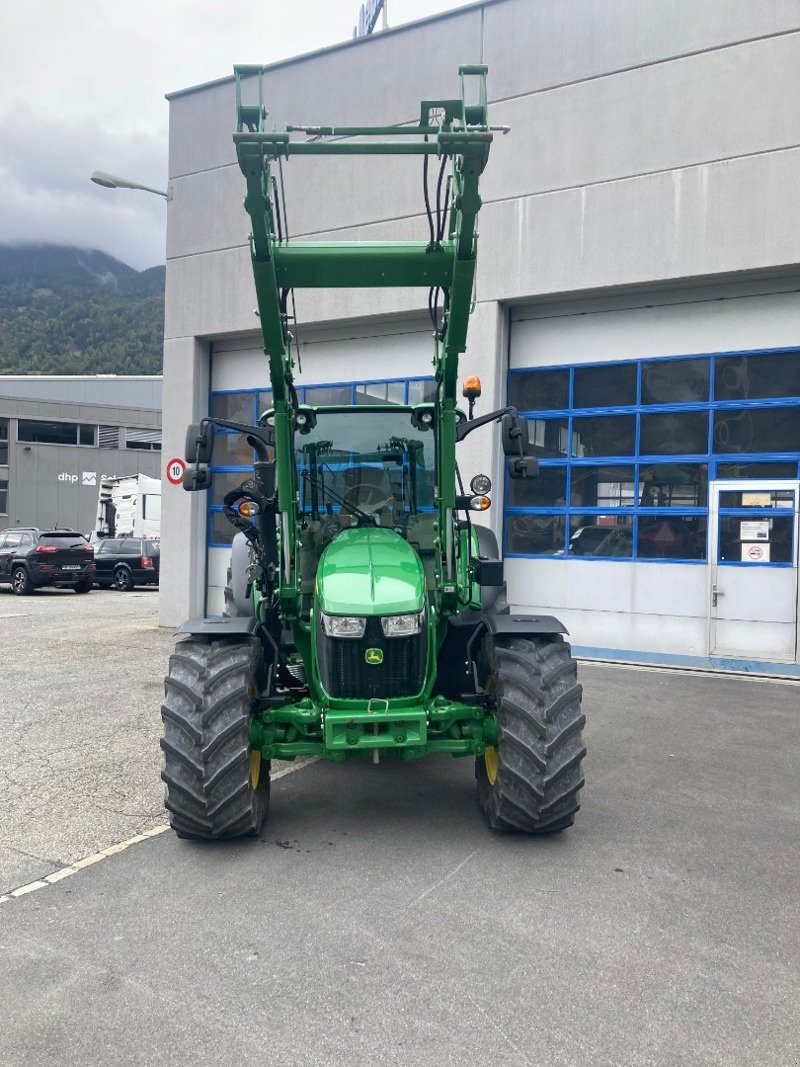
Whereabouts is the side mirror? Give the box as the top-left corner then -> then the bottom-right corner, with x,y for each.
185,423 -> 213,464
507,456 -> 539,480
183,467 -> 212,492
501,414 -> 533,457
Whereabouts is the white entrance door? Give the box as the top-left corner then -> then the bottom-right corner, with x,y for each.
708,480 -> 799,662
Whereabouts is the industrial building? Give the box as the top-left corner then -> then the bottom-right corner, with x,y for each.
160,0 -> 800,674
0,376 -> 162,536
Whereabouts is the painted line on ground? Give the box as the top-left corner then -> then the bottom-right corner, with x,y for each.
0,757 -> 319,905
578,657 -> 800,685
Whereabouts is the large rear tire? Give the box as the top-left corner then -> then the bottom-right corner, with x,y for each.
476,635 -> 586,834
160,636 -> 269,840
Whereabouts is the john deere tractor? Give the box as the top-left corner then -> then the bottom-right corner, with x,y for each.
161,66 -> 585,839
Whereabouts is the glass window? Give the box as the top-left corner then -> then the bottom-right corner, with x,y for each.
527,417 -> 570,457
719,515 -> 792,563
571,415 -> 635,457
211,470 -> 253,507
79,425 -> 96,446
507,467 -> 567,508
145,541 -> 160,556
257,391 -> 273,417
570,465 -> 637,508
715,351 -> 800,402
573,363 -> 636,409
213,432 -> 254,467
18,420 -> 79,445
568,516 -> 633,558
713,406 -> 800,454
407,379 -> 437,405
355,381 -> 405,406
508,368 -> 569,412
0,418 -> 8,465
716,461 -> 798,480
4,532 -> 22,548
719,489 -> 794,509
213,392 -> 254,424
0,479 -> 7,514
506,513 -> 566,555
637,515 -> 707,560
210,511 -> 235,546
304,385 -> 352,406
639,464 -> 708,507
640,411 -> 708,455
641,358 -> 710,405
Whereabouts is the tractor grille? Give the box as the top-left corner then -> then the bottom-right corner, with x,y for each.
316,616 -> 426,700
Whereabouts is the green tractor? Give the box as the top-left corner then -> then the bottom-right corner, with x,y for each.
161,66 -> 585,839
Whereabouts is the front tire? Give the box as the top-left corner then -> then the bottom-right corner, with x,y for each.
160,636 -> 269,840
476,635 -> 586,834
11,566 -> 34,596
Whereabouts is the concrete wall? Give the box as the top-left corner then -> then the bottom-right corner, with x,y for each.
162,0 -> 800,627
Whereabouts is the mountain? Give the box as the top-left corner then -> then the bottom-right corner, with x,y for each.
0,243 -> 165,375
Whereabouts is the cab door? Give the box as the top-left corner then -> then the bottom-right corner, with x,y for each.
708,480 -> 799,662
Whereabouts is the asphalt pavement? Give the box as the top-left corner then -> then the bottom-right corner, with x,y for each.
1,591 -> 799,1065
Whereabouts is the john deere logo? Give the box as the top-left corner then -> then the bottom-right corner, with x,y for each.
365,648 -> 383,665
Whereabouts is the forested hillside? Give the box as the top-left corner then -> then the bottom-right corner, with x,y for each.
0,244 -> 165,375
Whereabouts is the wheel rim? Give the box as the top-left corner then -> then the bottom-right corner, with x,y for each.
12,570 -> 25,593
484,745 -> 499,785
114,569 -> 129,590
249,750 -> 262,789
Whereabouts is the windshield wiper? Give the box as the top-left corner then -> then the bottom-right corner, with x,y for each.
300,470 -> 377,526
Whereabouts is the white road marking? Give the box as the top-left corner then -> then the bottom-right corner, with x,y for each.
408,848 -> 479,908
1,758 -> 319,904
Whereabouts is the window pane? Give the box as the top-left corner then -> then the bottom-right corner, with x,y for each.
0,443 -> 7,465
79,425 -> 95,446
507,467 -> 567,507
18,419 -> 78,445
570,465 -> 636,507
0,419 -> 7,441
210,511 -> 235,546
211,470 -> 253,507
568,516 -> 633,557
716,461 -> 798,479
407,379 -> 437,405
571,415 -> 635,457
637,515 -> 707,560
715,351 -> 800,402
213,432 -> 254,466
718,489 -> 794,509
639,464 -> 708,507
640,411 -> 708,455
257,391 -> 273,417
525,417 -> 570,457
213,392 -> 254,423
506,513 -> 566,555
641,358 -> 710,404
508,369 -> 569,412
305,385 -> 351,406
719,515 -> 792,563
0,478 -> 7,514
355,382 -> 405,405
713,406 -> 800,454
573,363 -> 636,408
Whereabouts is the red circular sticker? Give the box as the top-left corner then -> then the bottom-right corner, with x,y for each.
746,544 -> 764,561
166,457 -> 187,485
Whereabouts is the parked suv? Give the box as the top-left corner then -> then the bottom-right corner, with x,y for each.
94,538 -> 160,591
0,528 -> 95,595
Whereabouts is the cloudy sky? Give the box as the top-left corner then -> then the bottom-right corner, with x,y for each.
0,0 -> 464,270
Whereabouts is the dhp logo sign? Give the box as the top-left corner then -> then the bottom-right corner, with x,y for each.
58,472 -> 78,483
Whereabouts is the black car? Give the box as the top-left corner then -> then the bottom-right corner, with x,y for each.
94,538 -> 160,591
0,528 -> 95,595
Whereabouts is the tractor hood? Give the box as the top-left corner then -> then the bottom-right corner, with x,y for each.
316,527 -> 425,616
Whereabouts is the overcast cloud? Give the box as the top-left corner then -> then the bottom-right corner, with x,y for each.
0,0 -> 464,270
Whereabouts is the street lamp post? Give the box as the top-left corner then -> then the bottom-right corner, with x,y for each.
90,170 -> 171,200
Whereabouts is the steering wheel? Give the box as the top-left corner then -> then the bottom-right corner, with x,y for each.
343,485 -> 392,515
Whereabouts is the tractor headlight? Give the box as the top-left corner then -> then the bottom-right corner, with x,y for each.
320,612 -> 366,639
380,611 -> 424,638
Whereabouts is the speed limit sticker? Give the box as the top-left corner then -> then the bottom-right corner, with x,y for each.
166,457 -> 187,485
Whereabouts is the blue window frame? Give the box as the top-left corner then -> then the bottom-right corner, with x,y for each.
207,376 -> 435,547
506,348 -> 800,563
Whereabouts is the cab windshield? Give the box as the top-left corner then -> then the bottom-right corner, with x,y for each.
295,407 -> 436,523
